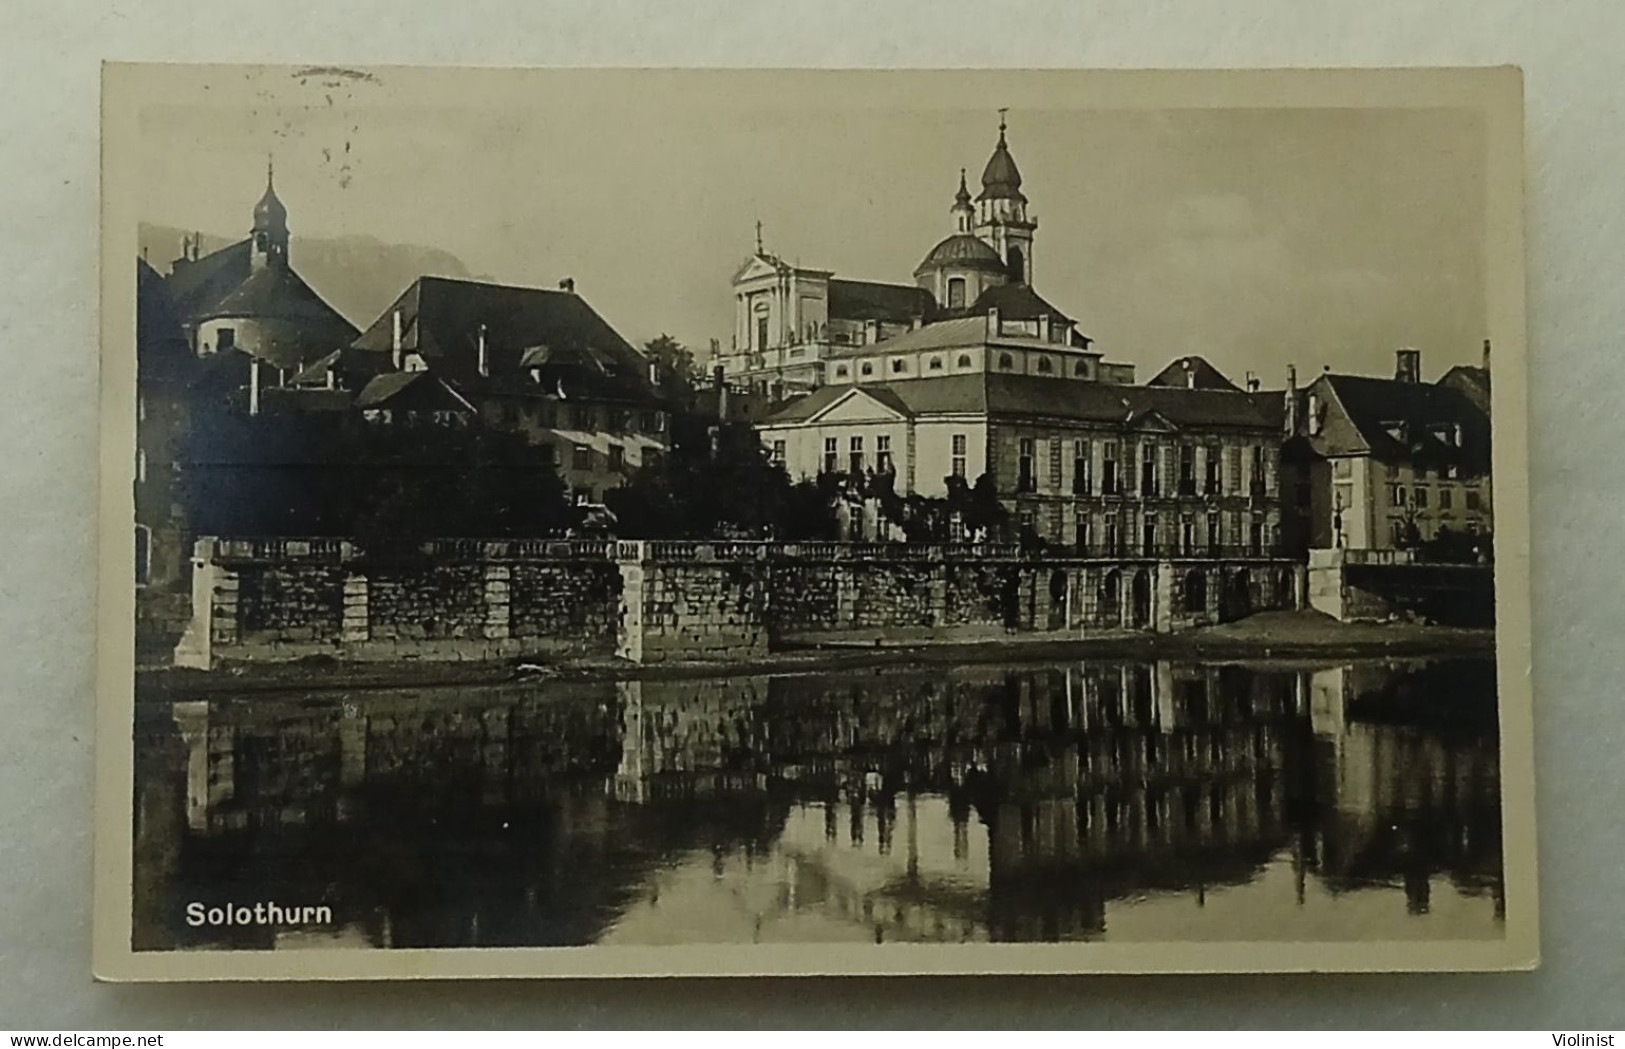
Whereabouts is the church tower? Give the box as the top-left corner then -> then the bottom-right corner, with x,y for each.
249,158 -> 290,272
950,168 -> 974,234
975,112 -> 1036,285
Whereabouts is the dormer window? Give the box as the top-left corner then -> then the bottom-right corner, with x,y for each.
998,353 -> 1014,371
958,354 -> 973,369
1036,356 -> 1054,374
860,362 -> 874,377
835,365 -> 849,379
929,356 -> 944,371
1383,421 -> 1404,442
1073,360 -> 1088,377
891,358 -> 906,374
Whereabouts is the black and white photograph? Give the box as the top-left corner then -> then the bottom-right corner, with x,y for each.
94,64 -> 1535,980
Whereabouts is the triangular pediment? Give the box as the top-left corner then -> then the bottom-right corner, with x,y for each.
731,254 -> 784,285
807,386 -> 911,424
1125,408 -> 1180,433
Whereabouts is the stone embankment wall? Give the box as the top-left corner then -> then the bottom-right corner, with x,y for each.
1305,548 -> 1494,626
174,538 -> 1305,669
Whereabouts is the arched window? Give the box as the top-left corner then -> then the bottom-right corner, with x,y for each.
1007,246 -> 1026,281
947,276 -> 967,308
834,365 -> 849,379
998,353 -> 1015,371
1037,356 -> 1054,374
891,358 -> 906,374
1073,359 -> 1089,377
957,354 -> 973,369
928,356 -> 944,371
860,362 -> 874,376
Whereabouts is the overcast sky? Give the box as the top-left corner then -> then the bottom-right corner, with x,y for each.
133,68 -> 1488,385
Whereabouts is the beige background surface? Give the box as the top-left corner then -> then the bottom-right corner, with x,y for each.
1,0 -> 1618,1027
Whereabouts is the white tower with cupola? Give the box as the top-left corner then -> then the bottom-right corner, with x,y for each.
975,111 -> 1037,285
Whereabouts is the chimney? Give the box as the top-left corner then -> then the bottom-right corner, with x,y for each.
1284,364 -> 1299,435
1482,338 -> 1492,372
1244,370 -> 1259,392
391,309 -> 404,371
559,278 -> 575,294
248,356 -> 262,416
192,232 -> 201,261
477,323 -> 489,377
648,359 -> 660,386
1395,347 -> 1421,383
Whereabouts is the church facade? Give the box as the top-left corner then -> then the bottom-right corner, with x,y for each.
752,118 -> 1286,554
720,117 -> 1132,397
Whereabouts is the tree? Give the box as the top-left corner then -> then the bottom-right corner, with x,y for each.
643,334 -> 699,408
175,409 -> 580,550
605,421 -> 838,540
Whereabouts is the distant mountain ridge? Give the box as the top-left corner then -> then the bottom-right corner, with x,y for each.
138,223 -> 484,329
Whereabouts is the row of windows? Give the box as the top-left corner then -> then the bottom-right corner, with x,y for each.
833,352 -> 1090,381
1016,438 -> 1270,498
492,401 -> 665,434
819,434 -> 896,475
1015,507 -> 1276,555
540,442 -> 650,473
1387,484 -> 1485,511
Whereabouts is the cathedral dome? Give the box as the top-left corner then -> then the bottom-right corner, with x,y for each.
914,233 -> 1006,276
978,127 -> 1025,203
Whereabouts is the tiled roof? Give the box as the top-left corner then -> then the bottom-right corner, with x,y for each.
355,370 -> 473,412
351,276 -> 661,405
827,316 -> 988,359
1147,355 -> 1241,392
164,239 -> 252,321
1315,373 -> 1491,470
827,278 -> 934,324
764,372 -> 1281,432
968,283 -> 1075,327
196,264 -> 349,325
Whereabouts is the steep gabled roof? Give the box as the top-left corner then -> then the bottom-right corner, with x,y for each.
195,264 -> 357,331
355,370 -> 475,412
1313,373 -> 1491,470
1147,355 -> 1241,392
827,278 -> 934,324
351,276 -> 661,404
164,239 -> 252,321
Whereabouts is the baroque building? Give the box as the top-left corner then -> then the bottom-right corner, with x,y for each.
1281,347 -> 1493,554
750,116 -> 1283,552
161,163 -> 359,385
720,116 -> 1127,397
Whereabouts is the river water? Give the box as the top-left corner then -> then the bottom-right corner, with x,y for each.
131,656 -> 1503,950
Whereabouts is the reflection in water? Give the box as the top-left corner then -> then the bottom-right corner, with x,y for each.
131,658 -> 1502,950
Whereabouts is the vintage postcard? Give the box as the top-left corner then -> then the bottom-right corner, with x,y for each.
94,64 -> 1536,980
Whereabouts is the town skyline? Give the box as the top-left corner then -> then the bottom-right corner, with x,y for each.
134,71 -> 1488,385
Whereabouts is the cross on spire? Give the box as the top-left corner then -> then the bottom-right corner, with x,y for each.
998,107 -> 1009,138
755,219 -> 764,254
266,153 -> 275,189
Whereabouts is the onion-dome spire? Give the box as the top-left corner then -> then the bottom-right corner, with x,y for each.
954,167 -> 972,207
253,155 -> 287,231
978,111 -> 1025,203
